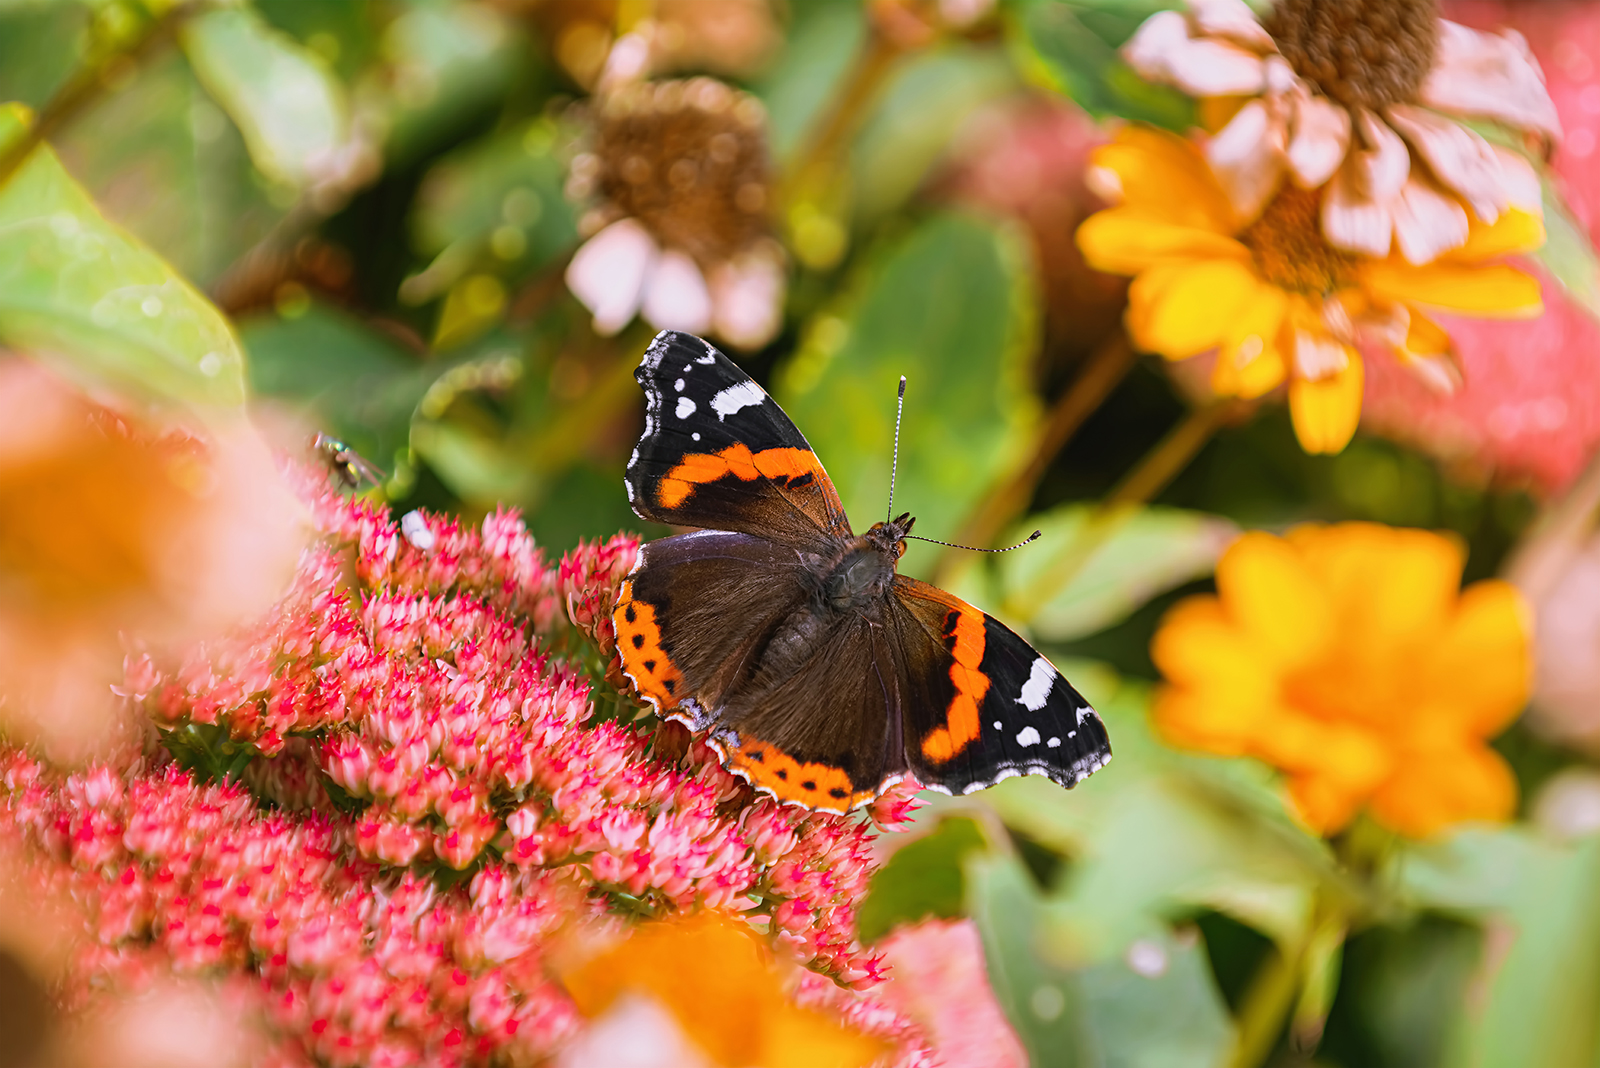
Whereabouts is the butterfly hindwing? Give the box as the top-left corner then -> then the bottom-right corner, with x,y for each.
613,528 -> 894,814
889,578 -> 1110,795
614,529 -> 813,716
626,331 -> 850,546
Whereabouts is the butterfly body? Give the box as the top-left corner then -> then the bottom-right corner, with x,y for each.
615,331 -> 1110,813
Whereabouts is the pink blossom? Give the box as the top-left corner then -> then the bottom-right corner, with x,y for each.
0,480 -> 933,1063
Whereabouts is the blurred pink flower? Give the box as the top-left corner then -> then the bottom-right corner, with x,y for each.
875,918 -> 1027,1068
1353,4 -> 1600,492
2,477 -> 933,1065
1508,456 -> 1600,751
1359,268 -> 1600,491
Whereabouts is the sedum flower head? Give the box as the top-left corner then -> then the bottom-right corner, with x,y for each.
1151,522 -> 1532,838
1077,126 -> 1544,453
1123,0 -> 1558,262
3,475 -> 933,1065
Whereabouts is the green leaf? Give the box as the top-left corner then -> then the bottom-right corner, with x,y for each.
1007,0 -> 1195,130
968,852 -> 1094,1067
858,816 -> 988,943
980,670 -> 1342,957
777,212 -> 1040,578
240,301 -> 431,467
402,119 -> 579,305
968,850 -> 1236,1068
753,0 -> 865,164
849,47 -> 1018,222
1535,178 -> 1600,322
0,104 -> 246,411
1400,827 -> 1600,1068
181,6 -> 349,188
54,50 -> 283,286
954,503 -> 1238,638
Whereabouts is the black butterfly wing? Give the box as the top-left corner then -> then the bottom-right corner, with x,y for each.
626,331 -> 852,548
889,577 -> 1111,795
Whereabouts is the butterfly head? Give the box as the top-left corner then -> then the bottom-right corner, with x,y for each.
866,512 -> 915,561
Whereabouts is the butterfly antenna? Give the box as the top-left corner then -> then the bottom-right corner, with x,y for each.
887,375 -> 906,523
905,530 -> 1043,553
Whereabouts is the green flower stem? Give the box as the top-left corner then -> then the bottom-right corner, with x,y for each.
0,3 -> 199,190
783,27 -> 903,197
933,331 -> 1136,587
1230,889 -> 1349,1068
1006,396 -> 1248,623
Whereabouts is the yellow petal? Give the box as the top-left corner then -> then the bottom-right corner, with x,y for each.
1330,526 -> 1465,656
1368,744 -> 1516,838
1288,351 -> 1364,454
1077,208 -> 1249,276
1418,579 -> 1533,736
1361,260 -> 1543,317
1214,531 -> 1334,671
1129,258 -> 1261,359
1092,127 -> 1237,232
1286,773 -> 1364,836
1212,282 -> 1289,399
1447,206 -> 1546,262
1151,596 -> 1278,706
1403,304 -> 1451,356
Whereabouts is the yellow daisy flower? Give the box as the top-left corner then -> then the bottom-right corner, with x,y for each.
1151,523 -> 1531,838
1077,126 -> 1545,453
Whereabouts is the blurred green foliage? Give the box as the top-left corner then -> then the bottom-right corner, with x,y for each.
1,1 -> 1594,1065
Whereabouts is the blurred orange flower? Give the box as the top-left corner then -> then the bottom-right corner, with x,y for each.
561,911 -> 888,1068
1152,523 -> 1531,837
0,358 -> 306,761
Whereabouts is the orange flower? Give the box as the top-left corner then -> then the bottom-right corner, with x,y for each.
0,359 -> 306,761
561,912 -> 887,1068
1151,523 -> 1531,837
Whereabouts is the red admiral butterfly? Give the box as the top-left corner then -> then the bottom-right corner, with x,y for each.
614,331 -> 1110,812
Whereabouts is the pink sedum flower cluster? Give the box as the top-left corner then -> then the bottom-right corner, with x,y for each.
0,476 -> 931,1066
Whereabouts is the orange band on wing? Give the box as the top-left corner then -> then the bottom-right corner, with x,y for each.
657,445 -> 831,510
612,580 -> 685,710
919,606 -> 989,763
724,739 -> 878,811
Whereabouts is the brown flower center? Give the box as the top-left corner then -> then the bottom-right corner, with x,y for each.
1265,0 -> 1440,111
1241,186 -> 1357,294
591,78 -> 772,265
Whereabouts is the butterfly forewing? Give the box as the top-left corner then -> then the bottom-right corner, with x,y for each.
626,331 -> 851,547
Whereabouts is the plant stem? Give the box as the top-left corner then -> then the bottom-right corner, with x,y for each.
784,28 -> 902,193
0,3 -> 196,189
933,332 -> 1136,586
1005,397 -> 1243,622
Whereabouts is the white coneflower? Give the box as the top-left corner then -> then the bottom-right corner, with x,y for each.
1124,0 -> 1557,263
564,77 -> 785,350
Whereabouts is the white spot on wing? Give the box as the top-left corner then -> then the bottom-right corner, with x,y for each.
675,396 -> 697,419
711,381 -> 765,420
691,432 -> 701,441
1077,706 -> 1096,725
1016,726 -> 1041,747
1047,737 -> 1060,748
993,721 -> 1001,729
1016,657 -> 1057,711
674,378 -> 685,391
